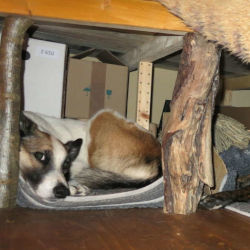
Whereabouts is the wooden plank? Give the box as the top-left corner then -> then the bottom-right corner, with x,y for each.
0,0 -> 29,15
30,24 -> 156,53
119,35 -> 183,71
0,0 -> 191,33
1,208 -> 250,249
136,61 -> 153,130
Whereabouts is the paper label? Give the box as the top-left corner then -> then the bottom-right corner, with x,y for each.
36,46 -> 59,59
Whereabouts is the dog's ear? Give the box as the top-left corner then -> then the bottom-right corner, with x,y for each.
19,112 -> 38,137
64,138 -> 83,161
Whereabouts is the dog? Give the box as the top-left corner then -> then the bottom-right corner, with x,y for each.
19,110 -> 162,199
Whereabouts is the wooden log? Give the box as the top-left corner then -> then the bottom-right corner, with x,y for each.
162,33 -> 221,214
0,16 -> 33,208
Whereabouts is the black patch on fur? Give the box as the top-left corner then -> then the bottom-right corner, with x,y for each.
62,157 -> 72,182
19,112 -> 38,137
22,151 -> 52,189
63,138 -> 83,181
73,168 -> 162,190
64,138 -> 82,161
22,166 -> 51,189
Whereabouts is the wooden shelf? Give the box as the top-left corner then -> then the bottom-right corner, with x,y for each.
0,0 -> 191,33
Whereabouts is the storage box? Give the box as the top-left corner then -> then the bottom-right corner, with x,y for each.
216,106 -> 250,129
220,89 -> 250,107
222,75 -> 250,90
23,38 -> 67,118
65,58 -> 128,119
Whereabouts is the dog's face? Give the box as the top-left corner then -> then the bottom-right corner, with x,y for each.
19,113 -> 82,199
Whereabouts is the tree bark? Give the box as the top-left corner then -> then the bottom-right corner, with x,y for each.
0,16 -> 33,208
162,33 -> 221,214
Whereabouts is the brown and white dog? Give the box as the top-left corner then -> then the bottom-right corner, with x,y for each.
19,110 -> 161,199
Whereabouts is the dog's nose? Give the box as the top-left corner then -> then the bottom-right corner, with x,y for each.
53,184 -> 70,198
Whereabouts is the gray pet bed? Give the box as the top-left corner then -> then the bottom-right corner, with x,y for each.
17,176 -> 250,217
17,176 -> 164,210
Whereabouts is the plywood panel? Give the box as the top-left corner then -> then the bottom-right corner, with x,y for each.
0,0 -> 191,33
0,0 -> 29,15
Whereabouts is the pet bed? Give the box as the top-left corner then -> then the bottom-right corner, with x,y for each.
17,176 -> 250,216
17,176 -> 164,210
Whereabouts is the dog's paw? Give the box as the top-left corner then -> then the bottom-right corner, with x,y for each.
198,195 -> 233,210
68,180 -> 90,196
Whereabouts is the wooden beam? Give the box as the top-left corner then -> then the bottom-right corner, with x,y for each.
0,0 -> 191,33
29,24 -> 156,53
0,0 -> 29,15
136,61 -> 153,130
119,36 -> 183,71
162,33 -> 221,215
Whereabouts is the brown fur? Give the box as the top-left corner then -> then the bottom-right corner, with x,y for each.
158,0 -> 250,63
88,112 -> 161,180
20,130 -> 52,172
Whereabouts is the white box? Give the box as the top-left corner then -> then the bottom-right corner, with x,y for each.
23,38 -> 67,118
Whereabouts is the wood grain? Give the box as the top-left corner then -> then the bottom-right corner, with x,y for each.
162,33 -> 221,214
0,0 -> 191,33
0,208 -> 249,249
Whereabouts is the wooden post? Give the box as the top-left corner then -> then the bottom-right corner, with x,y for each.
136,61 -> 153,130
162,33 -> 221,214
0,16 -> 33,208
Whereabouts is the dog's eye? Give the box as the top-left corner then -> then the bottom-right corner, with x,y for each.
33,151 -> 50,164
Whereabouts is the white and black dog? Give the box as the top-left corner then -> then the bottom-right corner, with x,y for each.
19,110 -> 162,199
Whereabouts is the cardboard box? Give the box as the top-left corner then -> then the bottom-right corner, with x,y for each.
23,38 -> 67,118
221,89 -> 250,107
65,58 -> 128,119
216,106 -> 250,129
222,75 -> 250,90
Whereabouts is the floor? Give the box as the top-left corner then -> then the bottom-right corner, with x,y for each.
0,207 -> 249,250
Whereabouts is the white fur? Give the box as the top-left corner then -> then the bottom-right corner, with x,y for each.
36,170 -> 67,199
51,136 -> 68,171
68,180 -> 90,196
